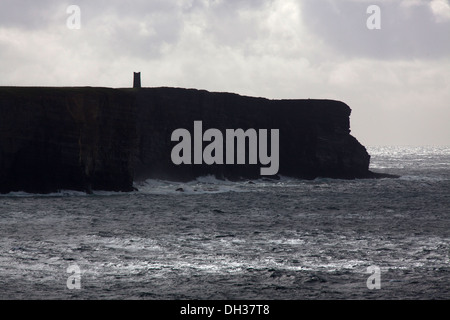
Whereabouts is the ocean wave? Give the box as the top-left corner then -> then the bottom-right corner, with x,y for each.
0,189 -> 132,198
0,176 -> 328,197
0,190 -> 87,198
398,175 -> 449,182
133,175 -> 315,195
134,175 -> 250,195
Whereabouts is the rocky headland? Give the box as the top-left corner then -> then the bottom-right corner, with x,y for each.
0,86 -> 394,194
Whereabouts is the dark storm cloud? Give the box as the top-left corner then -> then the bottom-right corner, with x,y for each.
300,0 -> 450,59
0,0 -> 274,59
0,0 -> 184,59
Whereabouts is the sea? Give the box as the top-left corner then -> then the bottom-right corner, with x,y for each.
0,146 -> 449,300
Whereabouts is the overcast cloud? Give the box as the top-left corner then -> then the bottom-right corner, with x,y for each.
0,0 -> 449,145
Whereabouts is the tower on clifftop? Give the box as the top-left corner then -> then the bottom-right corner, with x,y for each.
133,72 -> 141,88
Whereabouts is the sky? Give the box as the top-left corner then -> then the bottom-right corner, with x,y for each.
0,0 -> 449,146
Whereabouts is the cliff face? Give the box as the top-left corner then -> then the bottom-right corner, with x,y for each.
128,87 -> 372,182
0,87 -> 136,194
0,86 -> 377,194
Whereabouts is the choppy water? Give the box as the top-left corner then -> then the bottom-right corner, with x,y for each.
0,146 -> 449,299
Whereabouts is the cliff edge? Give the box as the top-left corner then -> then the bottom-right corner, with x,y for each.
128,87 -> 376,182
0,86 -> 391,194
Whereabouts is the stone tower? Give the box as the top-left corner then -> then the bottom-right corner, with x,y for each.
133,72 -> 141,88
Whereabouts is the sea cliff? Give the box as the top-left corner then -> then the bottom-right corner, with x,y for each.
0,86 -> 386,194
0,87 -> 136,194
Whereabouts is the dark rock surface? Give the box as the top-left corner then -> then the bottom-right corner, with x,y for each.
127,87 -> 385,182
0,86 -> 392,194
0,87 -> 136,194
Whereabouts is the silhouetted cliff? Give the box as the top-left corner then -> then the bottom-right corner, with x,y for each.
128,87 -> 374,182
0,86 -> 389,194
0,87 -> 136,194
